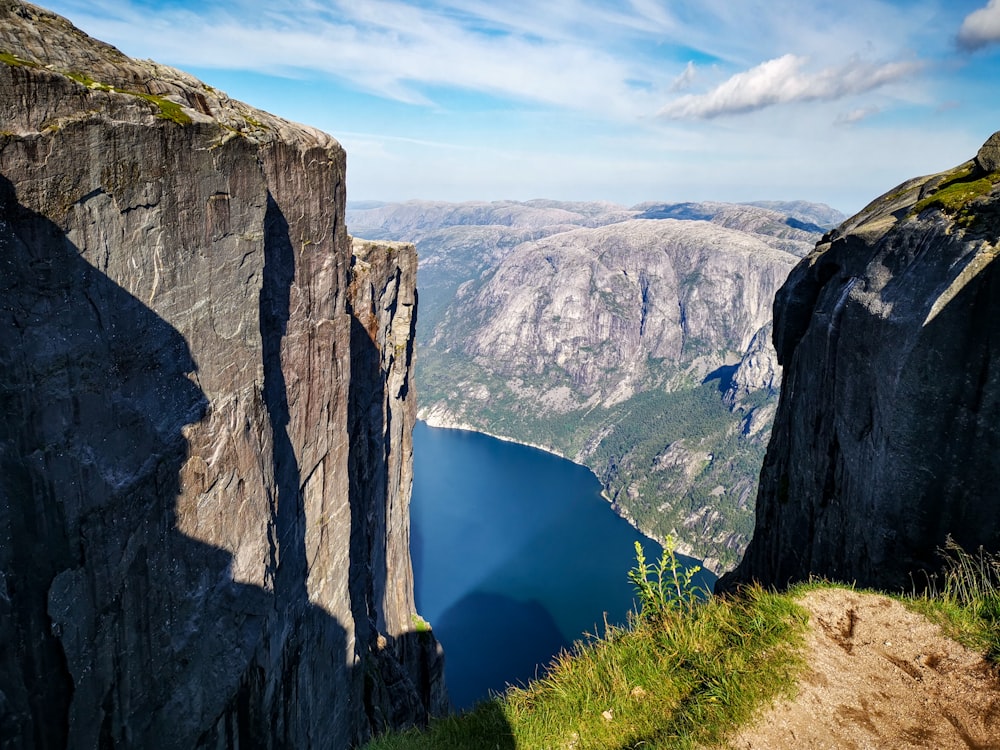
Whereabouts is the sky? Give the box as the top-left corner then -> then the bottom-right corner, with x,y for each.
37,0 -> 1000,213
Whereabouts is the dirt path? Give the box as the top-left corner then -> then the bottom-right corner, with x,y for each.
722,588 -> 1000,750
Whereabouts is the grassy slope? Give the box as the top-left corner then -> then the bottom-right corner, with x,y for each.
365,585 -> 807,750
365,543 -> 1000,750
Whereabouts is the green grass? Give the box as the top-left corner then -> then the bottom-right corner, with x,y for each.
364,583 -> 808,750
365,538 -> 1000,750
905,537 -> 1000,662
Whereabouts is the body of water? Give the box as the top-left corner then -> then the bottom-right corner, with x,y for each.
410,421 -> 715,710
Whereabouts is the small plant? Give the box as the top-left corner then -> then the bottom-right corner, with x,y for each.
909,536 -> 1000,662
410,613 -> 432,633
627,537 -> 702,616
935,535 -> 1000,601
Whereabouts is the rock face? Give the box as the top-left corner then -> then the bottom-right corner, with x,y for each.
433,219 -> 795,408
720,133 -> 1000,592
0,3 -> 444,748
348,200 -> 842,571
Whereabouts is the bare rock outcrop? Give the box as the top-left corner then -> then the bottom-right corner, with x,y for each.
436,219 -> 796,410
720,132 -> 1000,592
0,3 -> 444,747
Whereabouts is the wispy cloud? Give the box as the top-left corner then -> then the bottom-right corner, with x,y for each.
37,0 -> 1000,211
836,107 -> 881,126
670,61 -> 698,92
52,0 -> 674,119
658,54 -> 922,119
958,0 -> 1000,50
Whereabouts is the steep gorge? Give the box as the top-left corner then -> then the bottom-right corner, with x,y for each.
0,3 -> 444,747
349,199 -> 842,570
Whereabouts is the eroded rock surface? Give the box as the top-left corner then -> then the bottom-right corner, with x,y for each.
0,3 -> 444,747
721,132 -> 1000,592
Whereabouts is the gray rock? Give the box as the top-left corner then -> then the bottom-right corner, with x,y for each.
719,131 -> 1000,593
0,3 -> 444,747
975,130 -> 1000,173
724,322 -> 780,408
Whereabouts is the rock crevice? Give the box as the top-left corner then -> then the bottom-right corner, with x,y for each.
0,3 -> 445,747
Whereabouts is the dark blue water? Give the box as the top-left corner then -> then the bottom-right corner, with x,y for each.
410,421 -> 716,711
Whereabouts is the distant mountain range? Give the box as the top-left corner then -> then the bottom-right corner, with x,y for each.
348,199 -> 844,571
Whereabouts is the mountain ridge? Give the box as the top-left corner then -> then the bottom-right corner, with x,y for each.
349,198 -> 842,571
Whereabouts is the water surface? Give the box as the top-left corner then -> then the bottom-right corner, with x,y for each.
411,421 -> 715,710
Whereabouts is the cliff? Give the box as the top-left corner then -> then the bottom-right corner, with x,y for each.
720,131 -> 1000,592
349,200 -> 837,571
0,3 -> 445,747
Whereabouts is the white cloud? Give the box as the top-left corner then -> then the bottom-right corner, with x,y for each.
670,61 -> 698,92
958,0 -> 1000,50
658,54 -> 922,119
48,0 -> 669,120
835,107 -> 881,126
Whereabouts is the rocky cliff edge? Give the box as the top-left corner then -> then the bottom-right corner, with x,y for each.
0,2 -> 445,747
720,131 -> 1000,592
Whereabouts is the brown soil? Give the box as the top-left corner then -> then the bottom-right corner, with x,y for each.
722,589 -> 1000,750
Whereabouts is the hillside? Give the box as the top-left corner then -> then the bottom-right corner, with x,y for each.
348,199 -> 844,570
364,578 -> 1000,749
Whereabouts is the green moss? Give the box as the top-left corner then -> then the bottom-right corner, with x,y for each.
64,70 -> 192,125
0,51 -> 40,68
241,112 -> 270,131
911,164 -> 1000,226
410,614 -> 432,633
133,91 -> 192,124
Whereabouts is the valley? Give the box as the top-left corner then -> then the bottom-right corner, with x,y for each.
348,199 -> 844,571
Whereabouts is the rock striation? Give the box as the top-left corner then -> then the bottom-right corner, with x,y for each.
720,132 -> 1000,592
0,3 -> 444,747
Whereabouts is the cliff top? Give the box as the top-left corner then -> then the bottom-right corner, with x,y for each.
723,587 -> 1000,749
821,129 -> 1000,248
0,0 -> 339,153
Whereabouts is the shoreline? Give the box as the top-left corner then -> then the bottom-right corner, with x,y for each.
416,412 -> 719,576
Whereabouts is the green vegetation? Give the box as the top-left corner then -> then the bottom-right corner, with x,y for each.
0,51 -> 40,68
911,164 -> 1000,227
411,614 -> 433,634
907,537 -> 1000,661
628,538 -> 704,615
367,541 -> 1000,750
63,70 -> 192,124
240,111 -> 270,130
367,546 -> 807,750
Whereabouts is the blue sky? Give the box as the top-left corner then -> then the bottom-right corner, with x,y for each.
39,0 -> 1000,213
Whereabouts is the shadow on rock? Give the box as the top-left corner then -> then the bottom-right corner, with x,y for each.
0,173 -> 400,748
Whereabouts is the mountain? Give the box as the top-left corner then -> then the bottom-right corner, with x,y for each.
720,131 -> 1000,592
349,199 -> 841,570
0,4 -> 444,747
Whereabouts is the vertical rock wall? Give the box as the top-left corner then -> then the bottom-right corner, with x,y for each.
0,3 -> 444,747
720,134 -> 1000,592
